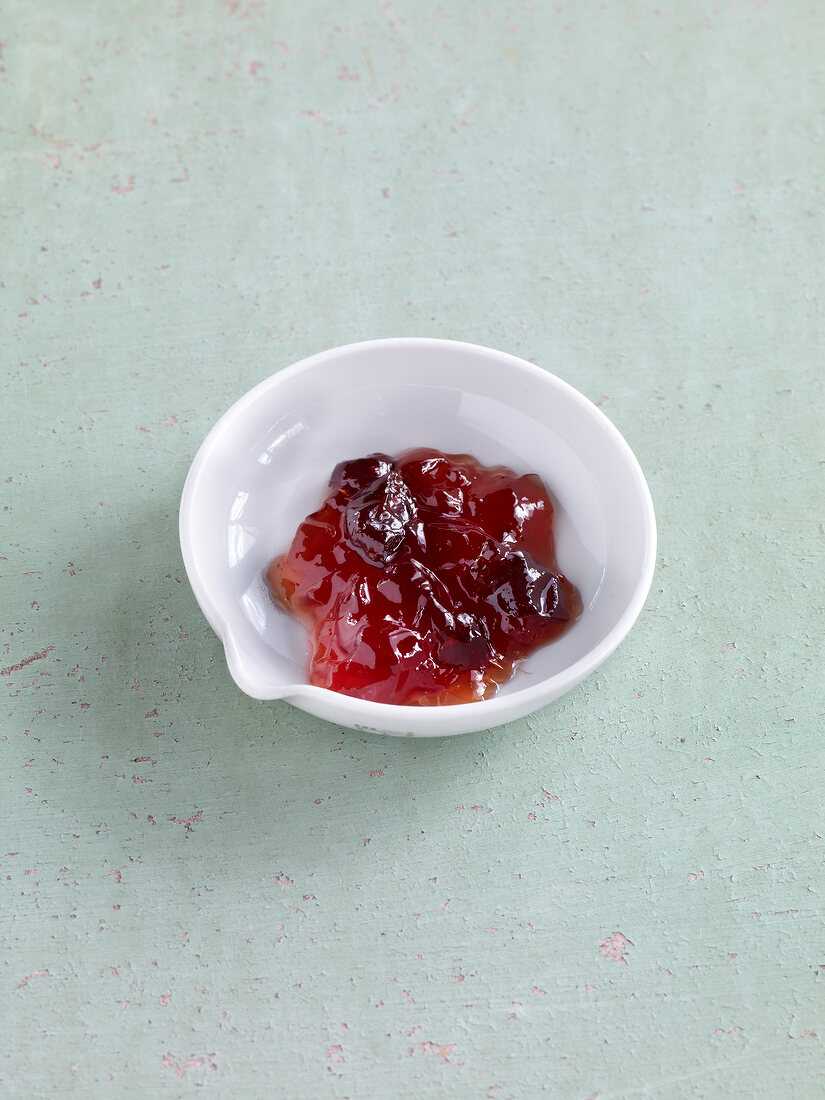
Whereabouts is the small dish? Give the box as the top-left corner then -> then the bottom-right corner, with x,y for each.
179,338 -> 656,737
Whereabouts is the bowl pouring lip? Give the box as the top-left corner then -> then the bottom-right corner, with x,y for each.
179,337 -> 657,732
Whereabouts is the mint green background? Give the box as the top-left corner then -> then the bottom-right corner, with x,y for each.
3,2 -> 824,1097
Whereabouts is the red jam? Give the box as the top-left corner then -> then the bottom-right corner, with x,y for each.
265,449 -> 581,706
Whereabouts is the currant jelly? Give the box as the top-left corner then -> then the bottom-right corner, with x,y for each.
265,448 -> 581,706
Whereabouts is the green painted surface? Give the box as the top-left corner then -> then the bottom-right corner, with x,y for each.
3,1 -> 824,1096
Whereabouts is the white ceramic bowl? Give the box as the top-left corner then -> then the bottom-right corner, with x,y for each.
179,338 -> 656,737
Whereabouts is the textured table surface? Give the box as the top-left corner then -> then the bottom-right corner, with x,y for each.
3,2 -> 824,1097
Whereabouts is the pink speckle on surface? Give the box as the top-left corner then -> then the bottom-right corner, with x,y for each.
161,1052 -> 215,1079
2,646 -> 55,676
531,986 -> 547,996
169,809 -> 203,833
16,969 -> 52,989
159,990 -> 172,1006
326,1044 -> 345,1063
687,871 -> 704,883
111,175 -> 135,195
369,769 -> 384,778
275,873 -> 294,887
598,931 -> 633,964
161,414 -> 178,427
420,1041 -> 455,1063
721,642 -> 736,652
799,1030 -> 817,1038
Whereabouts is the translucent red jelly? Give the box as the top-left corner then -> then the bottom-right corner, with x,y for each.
265,449 -> 581,706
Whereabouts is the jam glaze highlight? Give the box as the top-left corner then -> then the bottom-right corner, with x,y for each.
265,449 -> 581,706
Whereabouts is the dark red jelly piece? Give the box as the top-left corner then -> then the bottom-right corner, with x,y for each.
345,468 -> 417,567
265,448 -> 581,706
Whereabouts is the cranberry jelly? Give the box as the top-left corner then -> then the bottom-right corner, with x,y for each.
265,449 -> 581,706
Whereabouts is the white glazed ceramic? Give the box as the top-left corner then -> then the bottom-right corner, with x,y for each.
179,338 -> 656,737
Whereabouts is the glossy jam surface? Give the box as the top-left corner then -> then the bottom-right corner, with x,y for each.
265,449 -> 581,706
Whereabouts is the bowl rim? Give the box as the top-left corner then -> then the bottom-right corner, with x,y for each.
179,337 -> 657,733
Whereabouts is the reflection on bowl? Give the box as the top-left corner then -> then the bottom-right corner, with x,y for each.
179,338 -> 656,737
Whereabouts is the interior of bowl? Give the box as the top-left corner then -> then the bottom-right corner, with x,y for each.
181,339 -> 654,719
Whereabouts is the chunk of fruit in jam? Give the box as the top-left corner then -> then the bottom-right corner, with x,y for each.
265,448 -> 581,706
